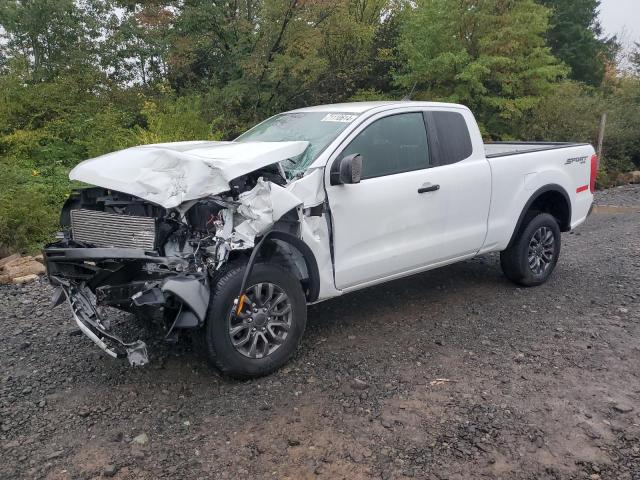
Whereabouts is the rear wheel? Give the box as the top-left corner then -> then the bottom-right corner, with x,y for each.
500,212 -> 561,287
203,263 -> 306,378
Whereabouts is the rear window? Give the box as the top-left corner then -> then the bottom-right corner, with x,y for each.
429,111 -> 473,165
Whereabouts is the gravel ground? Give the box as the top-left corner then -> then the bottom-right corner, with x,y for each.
1,186 -> 639,480
595,183 -> 640,207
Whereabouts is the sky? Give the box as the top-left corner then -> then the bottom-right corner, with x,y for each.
599,0 -> 640,45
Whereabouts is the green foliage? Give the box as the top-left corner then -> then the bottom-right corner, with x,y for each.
525,79 -> 640,186
0,160 -> 74,254
395,0 -> 568,137
540,0 -> 616,86
0,0 -> 639,253
0,0 -> 113,82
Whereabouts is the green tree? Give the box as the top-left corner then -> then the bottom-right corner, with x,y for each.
630,42 -> 640,77
0,0 -> 113,81
395,0 -> 567,137
314,0 -> 394,102
107,2 -> 177,86
540,0 -> 616,86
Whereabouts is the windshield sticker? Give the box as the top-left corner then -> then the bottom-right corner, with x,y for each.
321,113 -> 358,123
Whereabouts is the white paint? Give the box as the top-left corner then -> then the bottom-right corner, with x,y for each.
285,168 -> 325,208
70,100 -> 596,302
324,105 -> 492,289
69,140 -> 309,208
233,178 -> 303,245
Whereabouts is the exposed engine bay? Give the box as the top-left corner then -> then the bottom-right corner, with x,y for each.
44,147 -> 330,366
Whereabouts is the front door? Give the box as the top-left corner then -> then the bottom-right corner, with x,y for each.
325,109 -> 491,290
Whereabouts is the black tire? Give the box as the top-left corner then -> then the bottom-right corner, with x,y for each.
500,212 -> 561,287
202,262 -> 307,378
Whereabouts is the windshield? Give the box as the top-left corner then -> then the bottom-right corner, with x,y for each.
235,112 -> 359,177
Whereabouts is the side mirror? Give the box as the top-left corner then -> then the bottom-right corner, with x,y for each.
330,153 -> 362,186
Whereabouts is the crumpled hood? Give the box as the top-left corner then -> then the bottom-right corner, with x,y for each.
69,140 -> 309,208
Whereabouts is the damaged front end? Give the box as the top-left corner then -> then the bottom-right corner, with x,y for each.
45,154 -> 317,366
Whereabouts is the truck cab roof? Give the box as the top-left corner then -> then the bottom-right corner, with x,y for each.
289,101 -> 470,114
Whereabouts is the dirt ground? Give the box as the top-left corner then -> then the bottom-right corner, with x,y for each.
1,186 -> 639,480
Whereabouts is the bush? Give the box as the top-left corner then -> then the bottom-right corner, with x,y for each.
0,81 -> 222,254
523,80 -> 640,187
0,161 -> 74,253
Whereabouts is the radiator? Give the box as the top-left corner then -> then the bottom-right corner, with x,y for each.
70,209 -> 156,250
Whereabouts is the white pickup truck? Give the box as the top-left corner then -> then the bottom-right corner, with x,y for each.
44,101 -> 597,377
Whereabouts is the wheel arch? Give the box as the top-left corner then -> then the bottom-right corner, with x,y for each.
507,184 -> 572,248
257,231 -> 321,303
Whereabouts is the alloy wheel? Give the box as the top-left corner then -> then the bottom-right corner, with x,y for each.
527,226 -> 555,275
228,282 -> 293,359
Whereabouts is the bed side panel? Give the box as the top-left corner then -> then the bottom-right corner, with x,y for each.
480,145 -> 595,253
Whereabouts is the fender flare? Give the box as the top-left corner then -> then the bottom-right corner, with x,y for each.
507,184 -> 572,248
237,230 -> 321,304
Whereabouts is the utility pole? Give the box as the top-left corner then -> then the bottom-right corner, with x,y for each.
597,113 -> 607,159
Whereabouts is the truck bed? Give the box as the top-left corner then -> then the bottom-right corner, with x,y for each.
484,141 -> 590,158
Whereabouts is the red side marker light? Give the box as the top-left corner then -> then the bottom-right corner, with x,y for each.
589,154 -> 599,193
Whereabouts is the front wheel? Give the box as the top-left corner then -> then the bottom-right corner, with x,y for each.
203,263 -> 307,378
500,212 -> 561,287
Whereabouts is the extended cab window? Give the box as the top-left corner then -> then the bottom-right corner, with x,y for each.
340,113 -> 429,179
427,111 -> 473,166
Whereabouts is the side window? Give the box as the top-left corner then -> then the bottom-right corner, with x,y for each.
428,111 -> 473,166
340,113 -> 429,179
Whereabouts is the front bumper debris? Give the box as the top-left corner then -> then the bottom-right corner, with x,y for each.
44,242 -> 210,366
53,280 -> 149,366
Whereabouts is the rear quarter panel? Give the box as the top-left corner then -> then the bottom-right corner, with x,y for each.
480,145 -> 595,253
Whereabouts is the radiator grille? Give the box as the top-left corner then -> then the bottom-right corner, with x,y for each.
71,209 -> 156,250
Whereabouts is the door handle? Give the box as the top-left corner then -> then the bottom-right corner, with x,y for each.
418,184 -> 440,194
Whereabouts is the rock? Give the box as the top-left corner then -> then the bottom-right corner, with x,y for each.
0,254 -> 46,282
7,261 -> 45,279
348,450 -> 363,463
612,402 -> 634,413
46,450 -> 64,460
351,378 -> 369,390
434,339 -> 445,346
132,433 -> 149,445
380,418 -> 392,429
132,450 -> 146,459
287,438 -> 301,447
12,274 -> 39,285
103,464 -> 119,477
3,440 -> 20,450
0,253 -> 21,269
